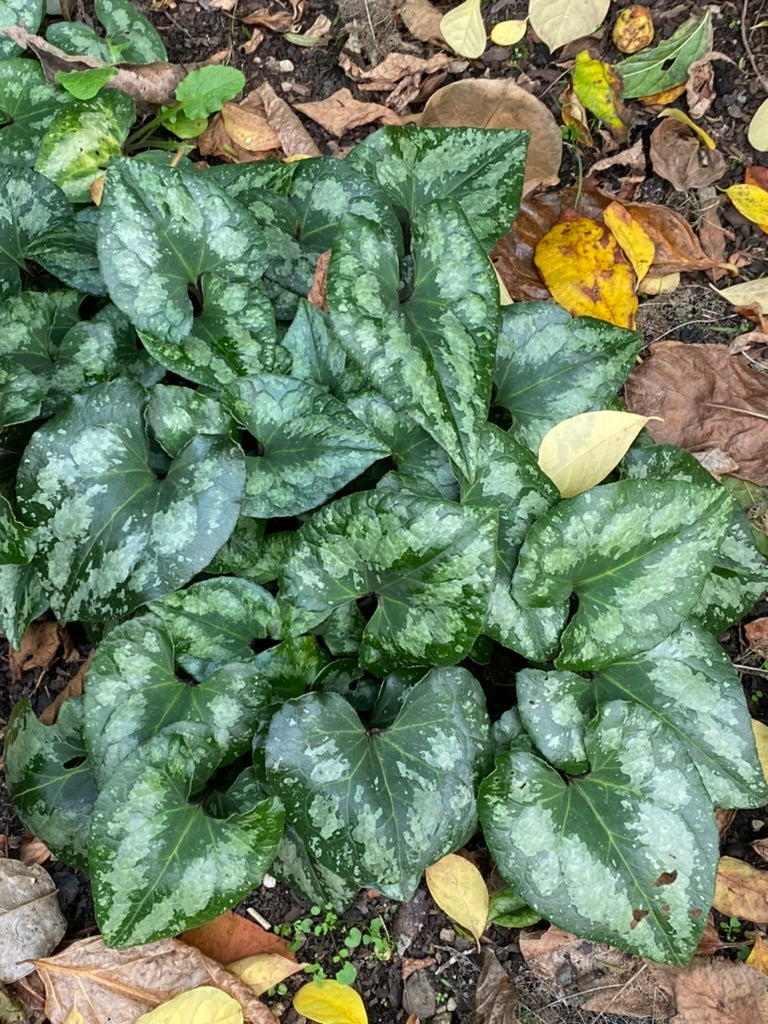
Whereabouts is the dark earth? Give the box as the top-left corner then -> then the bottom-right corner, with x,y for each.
2,0 -> 768,1021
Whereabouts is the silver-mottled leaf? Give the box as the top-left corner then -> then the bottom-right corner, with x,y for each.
28,206 -> 106,295
0,493 -> 35,565
0,58 -> 69,167
280,490 -> 497,672
479,700 -> 718,964
147,384 -> 234,458
327,199 -> 498,480
281,299 -> 366,400
0,0 -> 44,58
515,668 -> 591,773
266,668 -> 490,899
0,563 -> 48,649
0,167 -> 71,298
94,0 -> 167,62
495,302 -> 643,453
224,375 -> 388,518
513,478 -> 732,669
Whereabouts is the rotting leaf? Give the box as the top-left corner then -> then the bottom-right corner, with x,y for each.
612,5 -> 654,53
294,89 -> 401,137
472,950 -> 517,1023
665,959 -> 768,1024
293,979 -> 368,1024
571,51 -> 625,139
425,853 -> 489,942
649,117 -> 726,192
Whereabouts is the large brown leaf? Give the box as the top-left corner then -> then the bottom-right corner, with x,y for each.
416,79 -> 562,194
649,118 -> 727,191
654,960 -> 768,1024
33,936 -> 278,1024
624,343 -> 768,485
294,88 -> 401,136
472,950 -> 517,1024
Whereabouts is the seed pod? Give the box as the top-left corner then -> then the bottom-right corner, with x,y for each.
612,6 -> 654,54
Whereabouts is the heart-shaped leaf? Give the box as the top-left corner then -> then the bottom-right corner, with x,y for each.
494,302 -> 642,453
479,700 -> 719,964
0,167 -> 72,299
27,207 -> 107,296
224,375 -> 388,518
265,668 -> 490,900
346,125 -> 528,250
0,58 -> 70,167
512,478 -> 732,669
5,697 -> 97,869
327,199 -> 498,480
89,724 -> 284,946
94,0 -> 167,62
15,378 -> 245,623
280,490 -> 497,672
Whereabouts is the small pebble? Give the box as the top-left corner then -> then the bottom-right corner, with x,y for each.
279,59 -> 295,73
439,927 -> 456,943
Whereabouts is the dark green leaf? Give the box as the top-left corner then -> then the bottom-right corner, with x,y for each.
0,0 -> 44,58
515,668 -> 592,774
513,478 -> 732,669
147,384 -> 234,458
266,668 -> 490,899
5,697 -> 96,869
617,12 -> 712,100
280,491 -> 497,672
16,378 -> 245,623
495,302 -> 643,453
0,58 -> 70,167
327,199 -> 499,480
281,300 -> 365,399
28,207 -> 107,295
346,125 -> 529,249
224,375 -> 388,518
0,563 -> 48,649
45,21 -> 113,60
488,885 -> 541,928
0,493 -> 35,564
89,724 -> 284,946
0,167 -> 71,299
94,0 -> 167,62
479,701 -> 719,964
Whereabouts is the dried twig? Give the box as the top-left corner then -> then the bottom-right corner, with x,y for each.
741,0 -> 768,93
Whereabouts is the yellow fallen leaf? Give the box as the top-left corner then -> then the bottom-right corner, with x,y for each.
62,1004 -> 85,1024
293,979 -> 368,1024
425,853 -> 489,942
537,410 -> 653,498
603,201 -> 655,283
658,107 -> 716,149
489,18 -> 527,46
639,83 -> 686,105
227,953 -> 304,996
137,986 -> 243,1024
528,0 -> 610,52
747,933 -> 768,975
753,720 -> 768,786
571,50 -> 624,136
724,184 -> 768,234
439,0 -> 486,59
534,217 -> 638,328
716,277 -> 768,314
639,271 -> 680,295
749,98 -> 768,152
612,5 -> 654,53
714,855 -> 768,925
492,262 -> 513,305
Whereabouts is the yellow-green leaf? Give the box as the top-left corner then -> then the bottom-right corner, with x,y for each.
137,986 -> 243,1024
293,979 -> 368,1024
603,201 -> 655,283
489,18 -> 527,46
748,98 -> 768,152
724,184 -> 768,234
528,0 -> 610,52
537,410 -> 653,498
439,0 -> 486,58
425,853 -> 489,942
227,953 -> 304,996
571,50 -> 624,134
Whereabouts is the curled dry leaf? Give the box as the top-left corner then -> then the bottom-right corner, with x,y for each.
308,250 -> 331,312
200,82 -> 320,162
752,838 -> 768,863
294,88 -> 401,137
560,84 -> 593,147
0,860 -> 66,983
649,117 -> 726,191
713,855 -> 768,923
473,950 -> 517,1024
220,102 -> 280,152
9,621 -> 67,681
417,79 -> 561,193
32,936 -> 278,1024
625,343 -> 768,486
686,51 -> 734,120
239,7 -> 295,31
396,0 -> 445,46
424,853 -> 489,942
255,81 -> 320,156
589,137 -> 646,174
534,215 -> 637,328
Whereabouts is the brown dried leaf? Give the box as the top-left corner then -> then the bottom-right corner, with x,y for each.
661,959 -> 768,1023
698,192 -> 729,283
746,933 -> 768,976
397,0 -> 445,45
472,950 -> 517,1024
33,936 -> 278,1024
686,51 -> 734,120
714,855 -> 768,924
417,79 -> 562,194
623,201 -> 719,273
0,861 -> 66,984
745,618 -> 768,659
307,250 -> 330,312
199,82 -> 319,162
19,834 -> 53,867
38,653 -> 92,726
401,957 -> 436,982
491,193 -> 561,302
694,914 -> 723,955
240,7 -> 294,30
181,910 -> 294,963
746,165 -> 768,192
221,101 -> 280,151
9,622 -> 65,681
692,447 -> 740,479
716,808 -> 737,836
340,50 -> 455,89
589,137 -> 646,174
752,839 -> 768,863
649,118 -> 727,191
625,344 -> 768,485
294,88 -> 401,136
255,81 -> 320,156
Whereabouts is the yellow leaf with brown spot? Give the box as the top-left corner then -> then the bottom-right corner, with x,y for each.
747,933 -> 768,975
293,979 -> 368,1024
713,855 -> 768,925
425,853 -> 489,942
534,217 -> 638,327
612,5 -> 654,53
724,184 -> 768,234
571,50 -> 625,137
603,201 -> 655,282
538,410 -> 654,498
137,986 -> 243,1024
227,954 -> 305,996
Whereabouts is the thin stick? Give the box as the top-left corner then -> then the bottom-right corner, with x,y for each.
742,0 -> 768,93
703,402 -> 768,420
733,663 -> 768,677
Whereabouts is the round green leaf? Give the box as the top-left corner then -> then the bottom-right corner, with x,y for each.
15,378 -> 245,623
280,490 -> 497,672
479,700 -> 719,964
5,697 -> 96,870
89,724 -> 284,946
265,667 -> 490,900
512,478 -> 732,669
173,66 -> 245,120
224,375 -> 389,518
